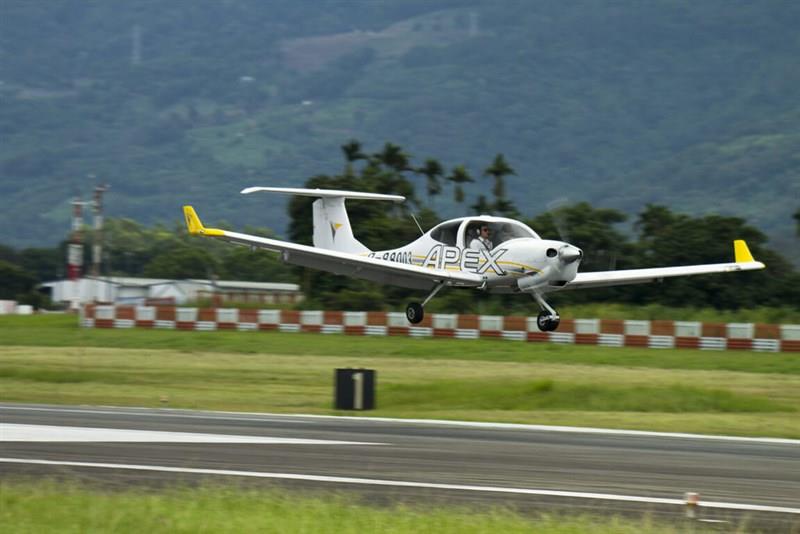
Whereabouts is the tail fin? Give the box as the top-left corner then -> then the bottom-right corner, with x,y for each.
311,197 -> 370,253
241,187 -> 405,254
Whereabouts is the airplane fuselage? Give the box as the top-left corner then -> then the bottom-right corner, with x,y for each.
370,216 -> 582,293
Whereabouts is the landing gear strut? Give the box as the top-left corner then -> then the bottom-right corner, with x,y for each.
406,283 -> 445,324
532,292 -> 560,332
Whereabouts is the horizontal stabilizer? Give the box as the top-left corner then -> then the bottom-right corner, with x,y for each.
241,187 -> 405,202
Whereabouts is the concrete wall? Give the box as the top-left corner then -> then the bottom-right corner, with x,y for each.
80,305 -> 800,353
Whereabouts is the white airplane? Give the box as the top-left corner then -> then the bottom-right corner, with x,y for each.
183,187 -> 765,331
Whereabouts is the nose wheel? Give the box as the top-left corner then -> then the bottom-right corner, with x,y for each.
536,310 -> 560,332
532,292 -> 560,332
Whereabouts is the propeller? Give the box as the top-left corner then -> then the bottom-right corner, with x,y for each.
559,244 -> 583,264
545,198 -> 583,264
545,197 -> 617,270
546,197 -> 571,242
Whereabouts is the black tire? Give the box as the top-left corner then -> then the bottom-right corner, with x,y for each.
536,310 -> 560,332
536,310 -> 550,331
406,302 -> 424,324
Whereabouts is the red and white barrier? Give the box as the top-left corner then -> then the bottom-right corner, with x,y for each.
80,305 -> 800,353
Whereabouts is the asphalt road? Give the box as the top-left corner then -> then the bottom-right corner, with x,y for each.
1,403 -> 798,530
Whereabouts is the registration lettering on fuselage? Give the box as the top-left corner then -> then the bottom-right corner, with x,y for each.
369,250 -> 414,264
369,245 -> 507,276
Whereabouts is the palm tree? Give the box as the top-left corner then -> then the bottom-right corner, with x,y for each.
446,165 -> 474,204
794,208 -> 800,237
341,139 -> 366,163
470,194 -> 492,215
373,142 -> 410,172
417,158 -> 444,204
484,153 -> 515,207
493,198 -> 519,218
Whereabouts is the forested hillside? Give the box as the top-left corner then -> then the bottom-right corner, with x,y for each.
1,0 -> 798,259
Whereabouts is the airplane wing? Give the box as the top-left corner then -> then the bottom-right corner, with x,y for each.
183,206 -> 483,290
563,240 -> 765,290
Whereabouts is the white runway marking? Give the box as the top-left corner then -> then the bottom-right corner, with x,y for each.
0,424 -> 384,445
1,457 -> 798,515
0,405 -> 315,425
3,405 -> 798,444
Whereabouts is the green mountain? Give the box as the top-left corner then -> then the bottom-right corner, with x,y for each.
1,0 -> 798,259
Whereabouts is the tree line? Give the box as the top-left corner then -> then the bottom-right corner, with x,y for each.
1,140 -> 798,314
285,140 -> 800,313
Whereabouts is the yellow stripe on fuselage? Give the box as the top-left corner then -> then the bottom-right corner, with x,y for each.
497,260 -> 539,272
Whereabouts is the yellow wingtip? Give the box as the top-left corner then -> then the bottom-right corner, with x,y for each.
183,205 -> 203,235
734,240 -> 755,263
183,205 -> 225,237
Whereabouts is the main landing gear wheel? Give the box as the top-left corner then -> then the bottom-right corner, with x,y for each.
536,310 -> 560,332
405,283 -> 445,325
406,302 -> 424,324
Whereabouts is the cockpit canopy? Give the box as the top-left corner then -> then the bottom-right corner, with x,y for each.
429,218 -> 540,248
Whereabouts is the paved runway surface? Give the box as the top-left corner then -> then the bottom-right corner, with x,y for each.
2,403 -> 799,529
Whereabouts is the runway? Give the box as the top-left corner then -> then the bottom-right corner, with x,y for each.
2,403 -> 798,529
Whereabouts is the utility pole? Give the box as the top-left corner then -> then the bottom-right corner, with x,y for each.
67,197 -> 90,310
91,184 -> 109,278
68,198 -> 85,281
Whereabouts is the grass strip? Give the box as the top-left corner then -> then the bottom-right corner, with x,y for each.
0,480 -> 717,534
1,315 -> 798,375
385,379 -> 791,413
2,347 -> 798,438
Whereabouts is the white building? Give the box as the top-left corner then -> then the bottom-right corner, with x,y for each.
40,277 -> 303,308
0,300 -> 33,315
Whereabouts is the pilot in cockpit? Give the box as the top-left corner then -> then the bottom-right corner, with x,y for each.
469,224 -> 493,252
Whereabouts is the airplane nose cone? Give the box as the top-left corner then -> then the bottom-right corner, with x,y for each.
559,245 -> 583,264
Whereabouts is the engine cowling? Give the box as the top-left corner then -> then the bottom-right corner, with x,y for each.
515,242 -> 582,292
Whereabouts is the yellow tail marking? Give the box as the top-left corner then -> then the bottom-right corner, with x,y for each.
182,206 -> 224,237
734,240 -> 755,263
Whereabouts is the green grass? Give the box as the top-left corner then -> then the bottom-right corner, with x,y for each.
1,314 -> 793,531
1,345 -> 798,438
386,379 -> 791,413
0,480 -> 720,534
1,314 -> 799,437
1,315 -> 799,375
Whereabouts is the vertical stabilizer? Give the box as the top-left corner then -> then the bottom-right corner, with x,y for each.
240,186 -> 405,254
313,197 -> 370,253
